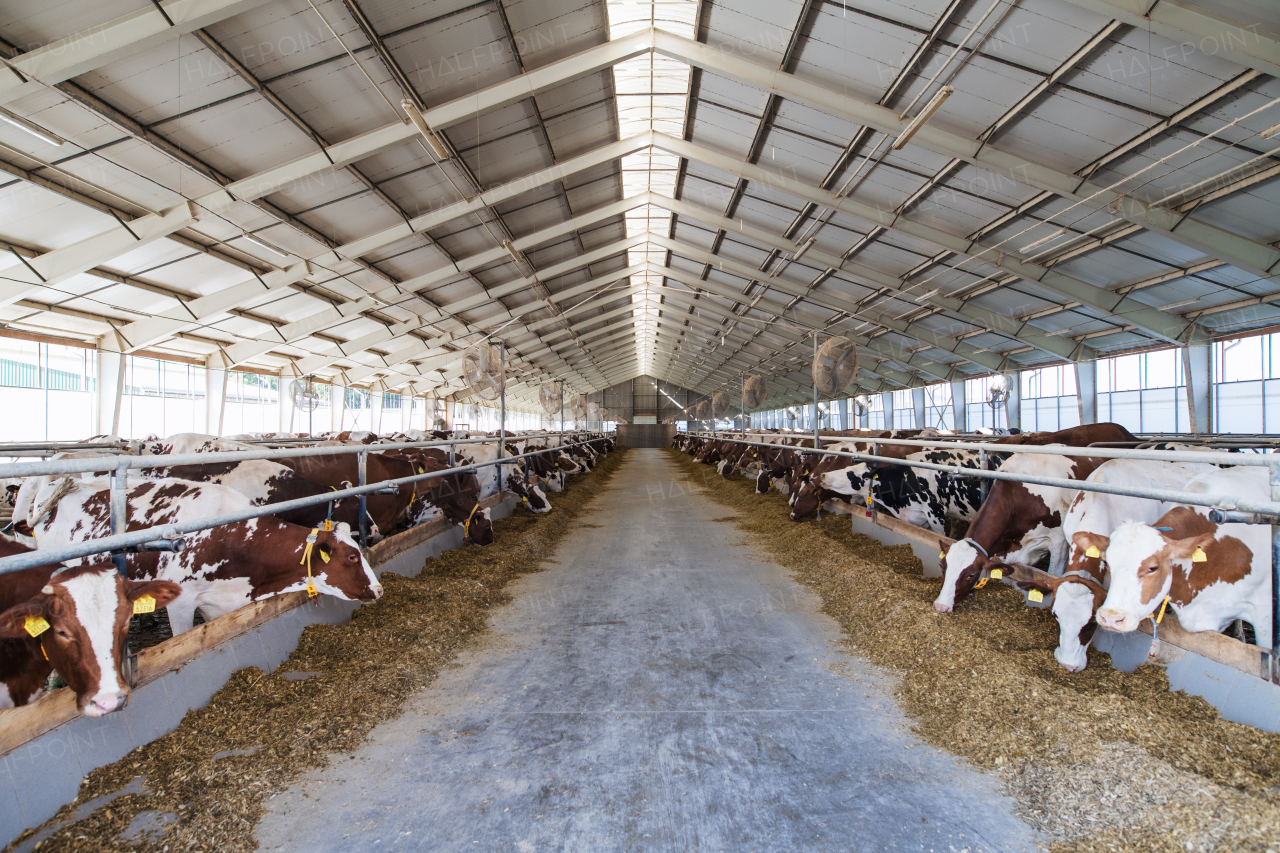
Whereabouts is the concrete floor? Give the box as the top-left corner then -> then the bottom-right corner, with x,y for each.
256,449 -> 1038,852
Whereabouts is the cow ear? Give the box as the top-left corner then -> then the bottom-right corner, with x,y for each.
1071,531 -> 1110,560
1166,532 -> 1215,561
124,580 -> 182,609
0,600 -> 46,639
334,521 -> 352,536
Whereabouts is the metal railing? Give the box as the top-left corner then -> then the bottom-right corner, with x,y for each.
680,430 -> 1280,683
0,433 -> 610,575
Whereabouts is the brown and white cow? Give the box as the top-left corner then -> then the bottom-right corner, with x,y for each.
1096,467 -> 1272,648
26,478 -> 382,634
0,538 -> 180,715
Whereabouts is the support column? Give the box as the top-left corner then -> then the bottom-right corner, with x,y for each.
370,383 -> 385,435
882,391 -> 893,430
950,379 -> 967,432
96,349 -> 126,437
205,353 -> 228,436
333,376 -> 347,433
1005,371 -> 1021,432
1075,361 -> 1097,425
836,397 -> 848,432
1183,344 -> 1210,434
912,387 -> 925,429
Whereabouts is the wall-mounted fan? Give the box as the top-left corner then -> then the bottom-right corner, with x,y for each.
568,393 -> 587,423
712,390 -> 730,419
742,375 -> 767,409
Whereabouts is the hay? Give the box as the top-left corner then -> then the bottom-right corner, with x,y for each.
6,448 -> 627,853
666,450 -> 1280,852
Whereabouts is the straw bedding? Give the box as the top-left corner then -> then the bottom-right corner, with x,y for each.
668,449 -> 1280,853
5,447 -> 627,853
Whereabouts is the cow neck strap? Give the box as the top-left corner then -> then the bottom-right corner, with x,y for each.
463,502 -> 481,541
299,529 -> 321,598
1147,594 -> 1171,658
963,538 -> 989,558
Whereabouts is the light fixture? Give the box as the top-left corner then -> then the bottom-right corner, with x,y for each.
1019,227 -> 1069,253
503,240 -> 525,266
1262,123 -> 1279,140
0,107 -> 63,146
791,236 -> 817,262
401,99 -> 450,159
892,86 -> 954,150
1159,297 -> 1200,311
913,288 -> 940,303
241,233 -> 289,258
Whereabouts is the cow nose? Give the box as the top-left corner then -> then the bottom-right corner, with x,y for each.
1096,610 -> 1125,630
933,602 -> 952,614
370,583 -> 384,600
87,692 -> 128,717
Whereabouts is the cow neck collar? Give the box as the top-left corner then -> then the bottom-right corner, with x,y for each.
963,537 -> 989,558
463,502 -> 482,541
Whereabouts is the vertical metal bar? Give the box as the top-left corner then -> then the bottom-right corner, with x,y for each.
110,458 -> 128,576
1271,462 -> 1280,683
498,341 -> 506,494
357,450 -> 368,547
813,334 -> 822,451
868,442 -> 876,521
741,375 -> 746,439
980,449 -> 990,501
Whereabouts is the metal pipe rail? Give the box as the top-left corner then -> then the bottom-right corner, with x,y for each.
683,430 -> 1280,469
0,432 -> 593,480
0,438 -> 606,576
680,432 -> 1280,517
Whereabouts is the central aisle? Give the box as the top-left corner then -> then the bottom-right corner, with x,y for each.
256,449 -> 1038,852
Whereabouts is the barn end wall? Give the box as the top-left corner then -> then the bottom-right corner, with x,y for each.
0,496 -> 520,846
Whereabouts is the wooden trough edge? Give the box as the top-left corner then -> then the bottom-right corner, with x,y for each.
849,505 -> 1268,683
0,490 -> 516,758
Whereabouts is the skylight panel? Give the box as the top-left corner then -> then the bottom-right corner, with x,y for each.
608,0 -> 696,376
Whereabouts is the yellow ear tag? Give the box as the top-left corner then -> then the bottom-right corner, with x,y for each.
939,552 -> 946,559
23,615 -> 49,637
417,466 -> 424,474
319,551 -> 330,564
1085,545 -> 1100,559
306,580 -> 318,597
1192,547 -> 1207,563
132,595 -> 155,614
1028,590 -> 1044,603
989,568 -> 1003,580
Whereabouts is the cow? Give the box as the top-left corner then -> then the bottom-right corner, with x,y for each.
1012,458 -> 1219,671
138,433 -> 256,456
26,478 -> 382,634
1096,467 -> 1272,649
273,452 -> 418,543
934,447 -> 1108,613
0,539 -> 181,715
800,446 -> 989,531
379,448 -> 499,540
933,423 -> 1138,613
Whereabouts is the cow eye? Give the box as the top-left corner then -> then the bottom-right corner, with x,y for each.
1140,563 -> 1159,576
55,629 -> 73,640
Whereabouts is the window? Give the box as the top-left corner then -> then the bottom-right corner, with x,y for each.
965,375 -> 1008,431
1020,365 -> 1080,432
222,370 -> 276,436
863,395 -> 886,430
923,383 -> 954,430
1097,349 -> 1186,433
0,337 -> 97,442
892,389 -> 915,429
288,380 -> 331,435
1214,333 -> 1280,433
120,355 -> 206,440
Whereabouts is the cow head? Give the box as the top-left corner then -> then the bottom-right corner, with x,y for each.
789,481 -> 822,521
1008,565 -> 1108,672
463,505 -> 494,546
0,567 -> 180,715
305,523 -> 383,602
1096,520 -> 1213,633
934,538 -> 990,613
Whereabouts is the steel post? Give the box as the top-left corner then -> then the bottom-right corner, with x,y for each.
498,341 -> 506,494
813,334 -> 822,451
1272,462 -> 1280,683
357,450 -> 368,547
109,458 -> 128,576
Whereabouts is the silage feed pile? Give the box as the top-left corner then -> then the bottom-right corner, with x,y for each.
6,448 -> 627,853
667,449 -> 1280,853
